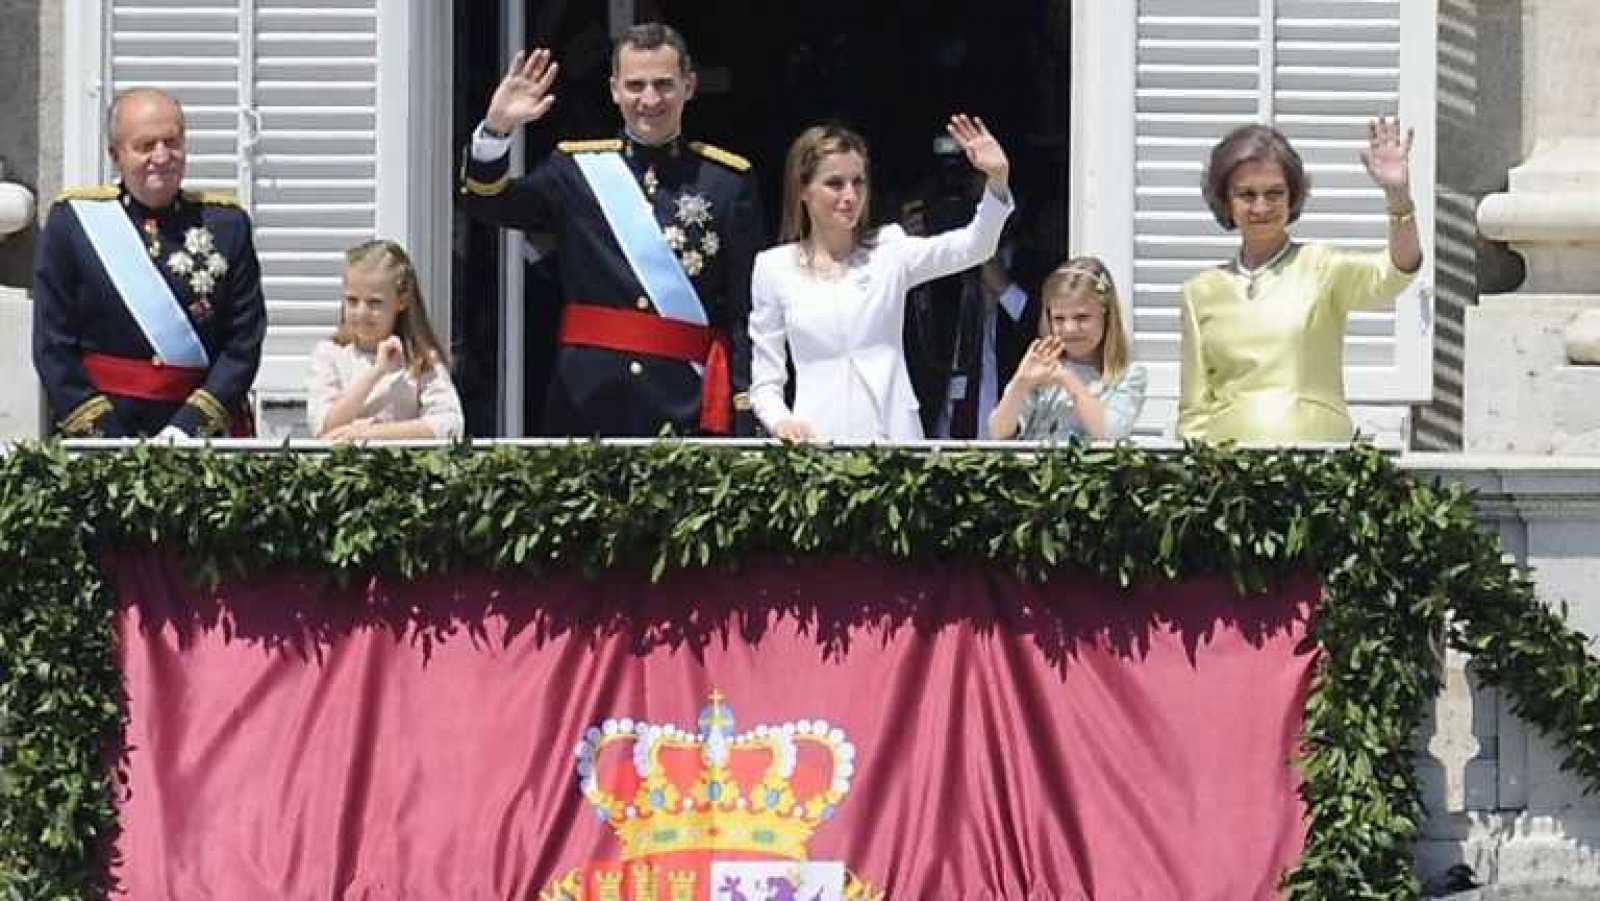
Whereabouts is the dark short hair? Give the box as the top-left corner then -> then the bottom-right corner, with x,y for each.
612,22 -> 693,75
1200,124 -> 1309,230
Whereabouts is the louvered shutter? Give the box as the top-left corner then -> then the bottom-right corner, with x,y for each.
105,1 -> 244,193
247,0 -> 380,395
104,0 -> 382,398
1074,0 -> 1436,437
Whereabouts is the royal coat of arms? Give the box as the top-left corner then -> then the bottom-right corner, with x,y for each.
539,691 -> 881,900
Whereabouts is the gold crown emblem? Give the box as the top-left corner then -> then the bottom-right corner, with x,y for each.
575,691 -> 855,861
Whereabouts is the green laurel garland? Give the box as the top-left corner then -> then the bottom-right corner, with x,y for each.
1,441 -> 1596,899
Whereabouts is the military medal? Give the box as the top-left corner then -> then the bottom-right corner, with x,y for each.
141,218 -> 161,258
679,249 -> 705,276
674,192 -> 712,228
664,191 -> 718,278
161,226 -> 228,322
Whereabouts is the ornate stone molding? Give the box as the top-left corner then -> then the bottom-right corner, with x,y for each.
1406,454 -> 1600,521
1476,139 -> 1600,295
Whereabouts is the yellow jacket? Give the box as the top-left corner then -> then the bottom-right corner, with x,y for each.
1178,243 -> 1415,443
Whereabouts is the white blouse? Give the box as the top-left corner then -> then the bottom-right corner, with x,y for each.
305,340 -> 465,439
749,187 -> 1014,441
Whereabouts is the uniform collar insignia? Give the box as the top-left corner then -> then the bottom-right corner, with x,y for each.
623,131 -> 682,160
118,182 -> 185,218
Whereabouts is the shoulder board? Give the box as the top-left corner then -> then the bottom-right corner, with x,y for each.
184,190 -> 243,208
558,138 -> 624,155
690,142 -> 751,172
55,184 -> 119,203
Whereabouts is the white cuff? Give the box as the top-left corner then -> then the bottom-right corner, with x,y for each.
470,121 -> 514,162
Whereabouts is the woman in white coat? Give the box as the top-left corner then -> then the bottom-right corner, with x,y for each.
748,116 -> 1014,442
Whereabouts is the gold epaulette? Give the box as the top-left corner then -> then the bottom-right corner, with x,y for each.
689,142 -> 751,172
55,184 -> 119,203
184,190 -> 242,208
558,138 -> 625,155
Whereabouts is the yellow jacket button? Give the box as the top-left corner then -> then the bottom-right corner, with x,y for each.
635,296 -> 651,310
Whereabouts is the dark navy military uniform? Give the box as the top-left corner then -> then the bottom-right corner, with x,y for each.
459,132 -> 762,437
32,184 -> 266,437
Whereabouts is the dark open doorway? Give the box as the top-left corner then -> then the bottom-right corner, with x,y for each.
452,2 -> 1071,436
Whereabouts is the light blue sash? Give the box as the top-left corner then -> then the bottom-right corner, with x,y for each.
70,198 -> 209,368
572,152 -> 708,327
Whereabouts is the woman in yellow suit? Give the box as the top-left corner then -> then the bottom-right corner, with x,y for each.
1178,118 -> 1422,443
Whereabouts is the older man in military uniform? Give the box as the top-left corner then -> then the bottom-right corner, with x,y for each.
33,87 -> 265,438
460,22 -> 762,437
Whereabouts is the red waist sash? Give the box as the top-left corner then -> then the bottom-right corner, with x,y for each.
82,352 -> 203,402
558,304 -> 732,435
81,352 -> 255,437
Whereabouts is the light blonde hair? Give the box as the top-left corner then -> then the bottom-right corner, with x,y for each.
334,240 -> 451,378
779,124 -> 878,263
1037,255 -> 1131,386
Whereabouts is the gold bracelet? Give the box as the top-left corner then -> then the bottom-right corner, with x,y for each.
1389,209 -> 1415,226
1386,197 -> 1415,219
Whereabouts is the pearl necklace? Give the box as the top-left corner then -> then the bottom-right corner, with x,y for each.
1236,240 -> 1294,299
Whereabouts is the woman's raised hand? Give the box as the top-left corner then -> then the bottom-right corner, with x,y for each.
947,114 -> 1009,189
1359,114 -> 1412,196
486,48 -> 560,134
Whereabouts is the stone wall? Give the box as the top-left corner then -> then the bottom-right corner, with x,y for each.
0,0 -> 58,438
0,0 -> 57,289
1464,0 -> 1600,455
0,287 -> 39,437
1410,456 -> 1600,888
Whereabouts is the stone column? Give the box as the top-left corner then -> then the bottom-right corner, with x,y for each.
1457,1 -> 1600,890
1467,0 -> 1600,453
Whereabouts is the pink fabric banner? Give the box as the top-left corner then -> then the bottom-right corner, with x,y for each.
107,552 -> 1318,900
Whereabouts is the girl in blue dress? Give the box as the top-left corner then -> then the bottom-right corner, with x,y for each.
989,256 -> 1147,441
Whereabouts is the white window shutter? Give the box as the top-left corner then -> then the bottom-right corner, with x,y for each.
248,0 -> 380,395
105,1 -> 245,194
1073,0 -> 1437,437
104,0 -> 384,398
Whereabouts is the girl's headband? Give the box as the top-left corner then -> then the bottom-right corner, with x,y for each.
1052,264 -> 1111,295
